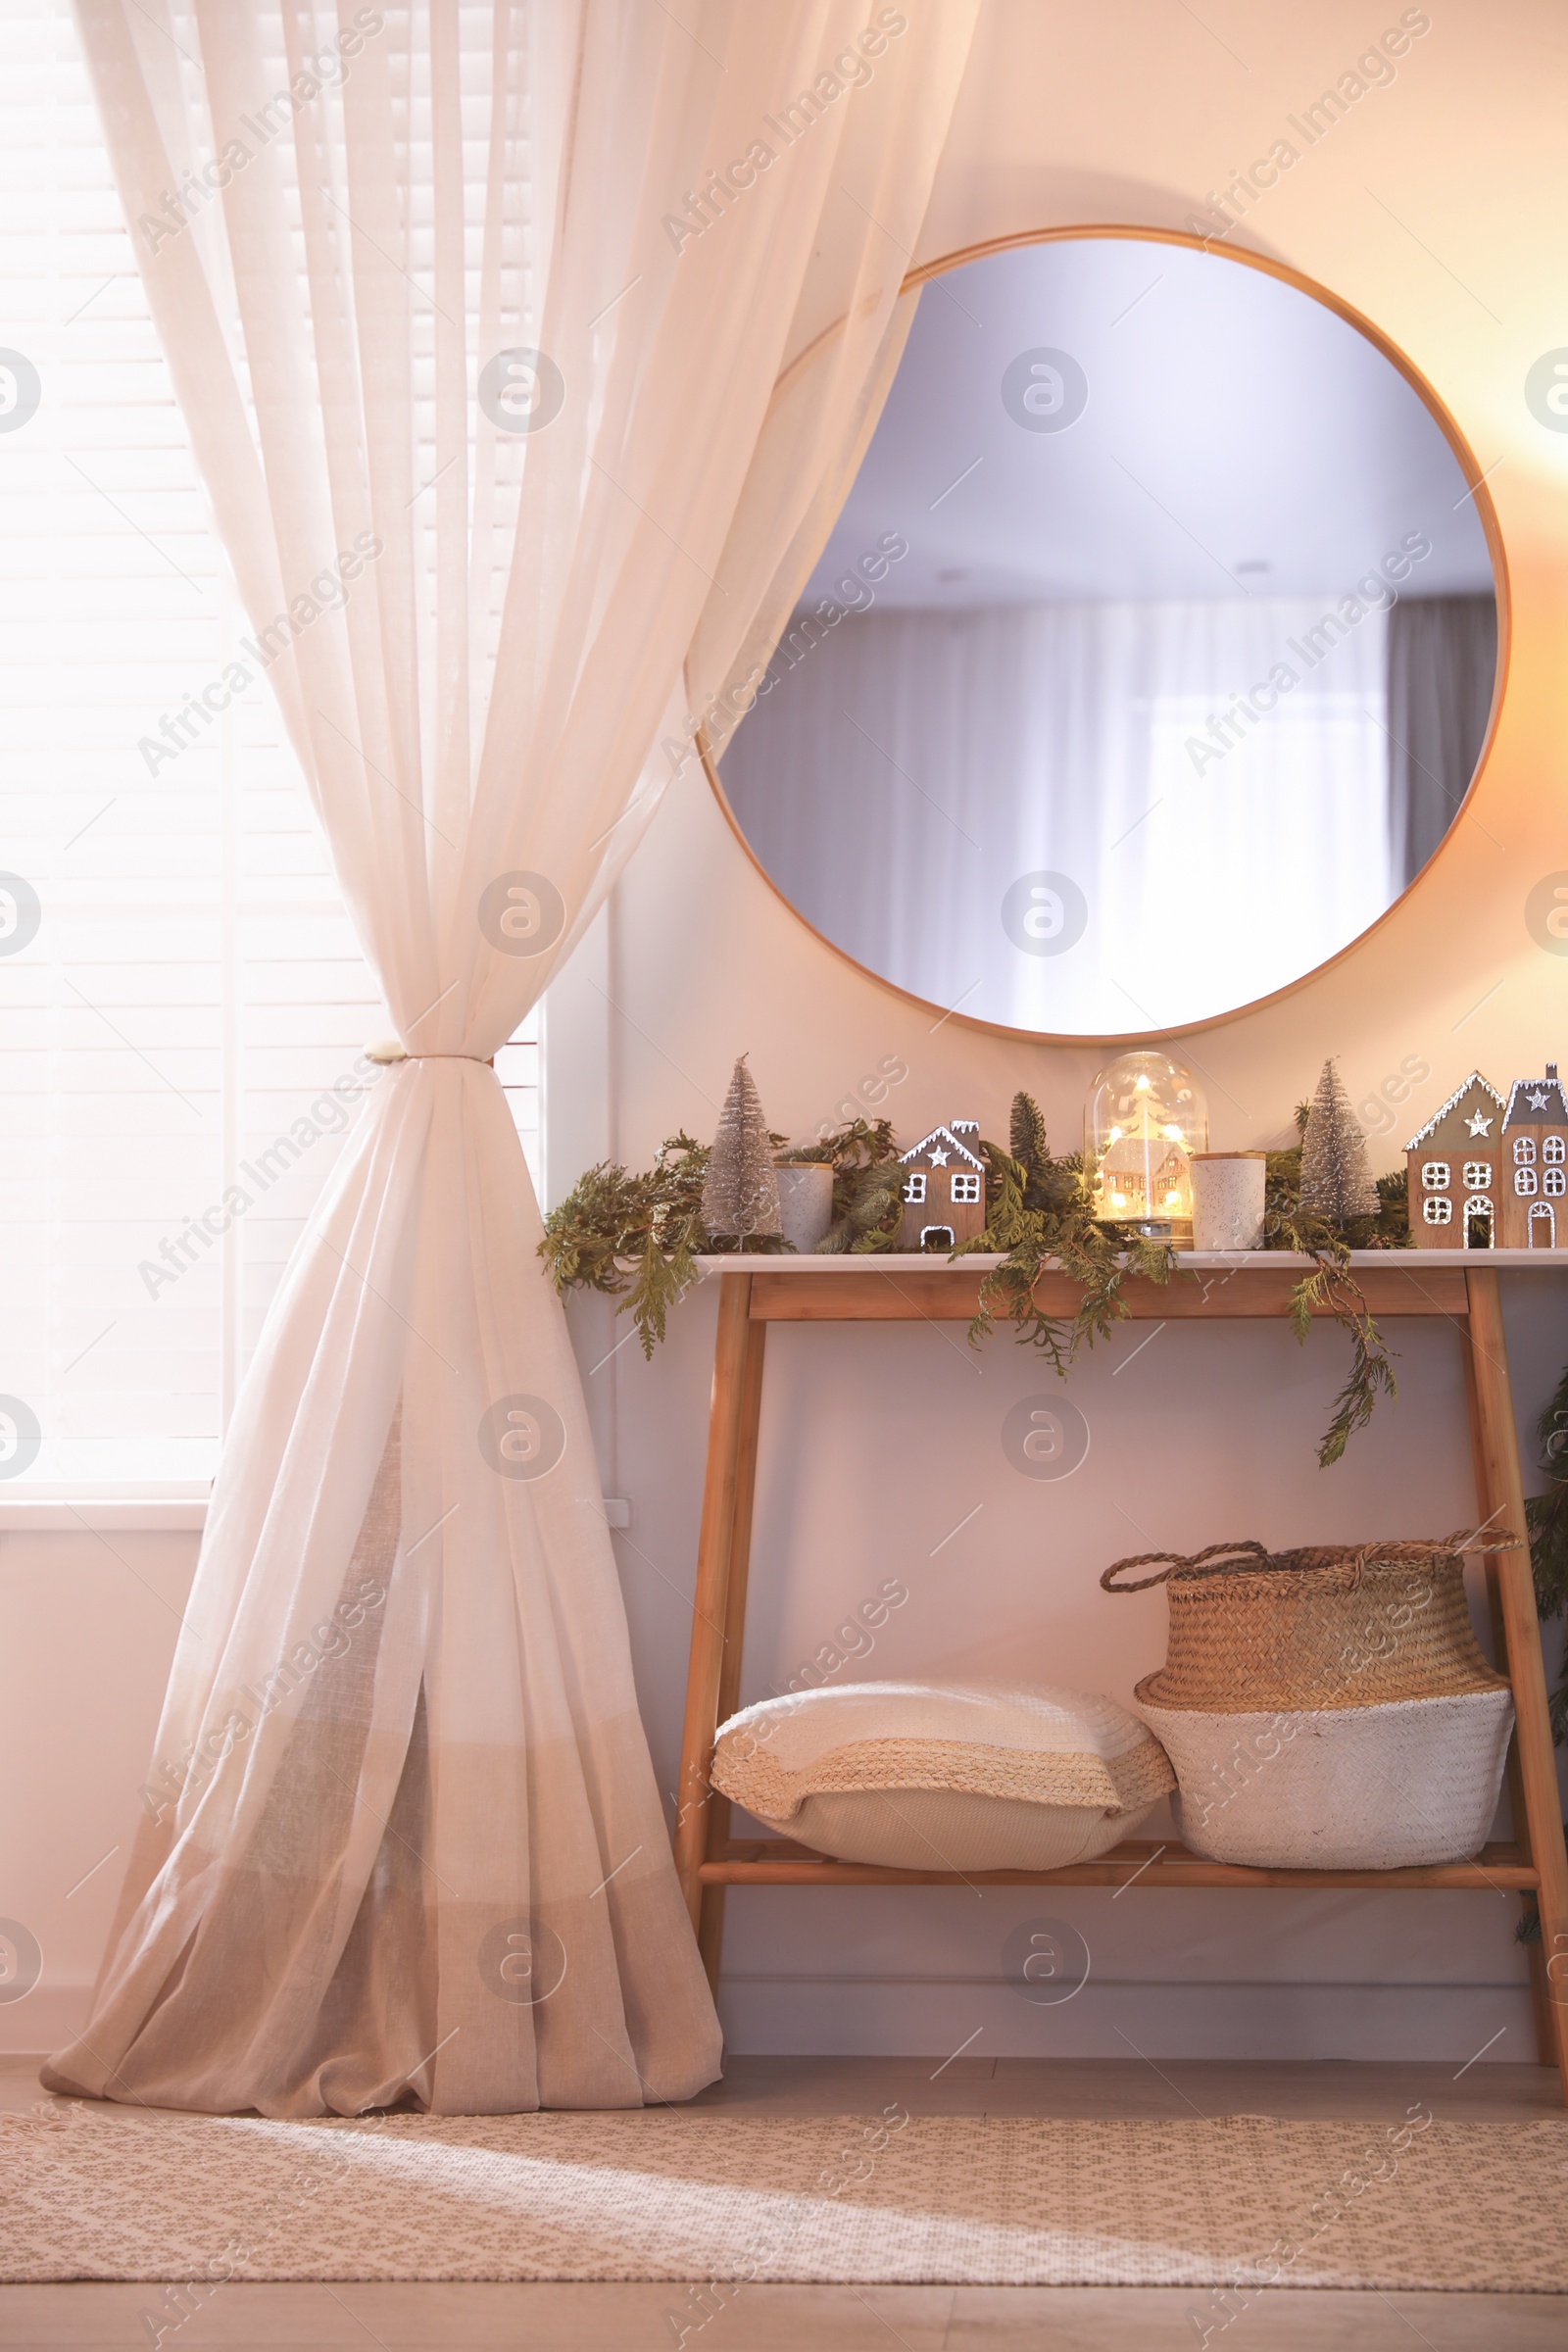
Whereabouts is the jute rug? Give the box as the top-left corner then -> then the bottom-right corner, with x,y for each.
3,2104 -> 1566,2289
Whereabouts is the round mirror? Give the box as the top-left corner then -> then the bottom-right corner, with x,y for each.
717,233 -> 1500,1037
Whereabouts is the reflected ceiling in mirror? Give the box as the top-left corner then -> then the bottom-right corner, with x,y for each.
718,234 -> 1499,1036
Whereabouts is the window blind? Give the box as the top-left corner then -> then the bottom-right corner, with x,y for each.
0,0 -> 540,1494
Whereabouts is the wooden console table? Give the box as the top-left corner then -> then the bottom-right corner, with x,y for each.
671,1251 -> 1568,2097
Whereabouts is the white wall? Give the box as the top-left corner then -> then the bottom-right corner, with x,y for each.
594,0 -> 1568,2060
0,1524 -> 200,2052
7,0 -> 1568,2067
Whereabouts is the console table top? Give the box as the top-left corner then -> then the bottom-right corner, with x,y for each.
693,1249 -> 1568,1272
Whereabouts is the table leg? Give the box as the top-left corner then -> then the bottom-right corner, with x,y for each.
674,1273 -> 754,1932
1465,1267 -> 1568,2097
697,1319 -> 767,1994
1462,1329 -> 1555,2058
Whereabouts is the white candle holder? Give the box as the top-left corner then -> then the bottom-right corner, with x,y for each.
1190,1152 -> 1267,1252
775,1162 -> 836,1252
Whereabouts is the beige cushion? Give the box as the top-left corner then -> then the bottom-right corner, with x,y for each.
710,1680 -> 1173,1871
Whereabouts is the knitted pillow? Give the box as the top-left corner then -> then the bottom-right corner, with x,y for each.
710,1680 -> 1173,1872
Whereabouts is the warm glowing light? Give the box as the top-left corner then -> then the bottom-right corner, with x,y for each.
1086,1051 -> 1208,1238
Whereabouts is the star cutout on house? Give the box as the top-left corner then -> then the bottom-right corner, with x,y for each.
1466,1110 -> 1493,1137
1529,1089 -> 1550,1110
927,1147 -> 950,1166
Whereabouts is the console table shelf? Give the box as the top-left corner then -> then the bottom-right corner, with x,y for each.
702,1837 -> 1539,1892
671,1254 -> 1568,2095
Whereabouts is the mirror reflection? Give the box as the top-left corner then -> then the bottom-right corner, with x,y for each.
719,235 -> 1497,1035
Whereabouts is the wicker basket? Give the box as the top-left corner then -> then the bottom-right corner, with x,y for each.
1102,1533 -> 1516,1869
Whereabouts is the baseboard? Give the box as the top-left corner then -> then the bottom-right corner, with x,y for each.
0,1981 -> 89,2057
9,1976 -> 1541,2068
715,1978 -> 1542,2063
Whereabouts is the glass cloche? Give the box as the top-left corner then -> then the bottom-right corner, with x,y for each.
1084,1052 -> 1209,1246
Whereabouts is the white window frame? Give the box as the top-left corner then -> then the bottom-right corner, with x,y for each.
1423,1197 -> 1452,1225
1514,1136 -> 1537,1164
1421,1160 -> 1449,1190
1462,1161 -> 1492,1191
903,1171 -> 927,1203
950,1172 -> 982,1203
1516,1167 -> 1539,1197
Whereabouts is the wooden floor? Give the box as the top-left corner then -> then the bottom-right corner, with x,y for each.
1,2052 -> 1561,2348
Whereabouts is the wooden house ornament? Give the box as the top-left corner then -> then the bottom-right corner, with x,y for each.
898,1120 -> 987,1251
1404,1071 -> 1504,1250
1500,1063 -> 1568,1250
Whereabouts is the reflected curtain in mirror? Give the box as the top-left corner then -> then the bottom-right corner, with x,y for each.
722,597 -> 1393,1035
1387,595 -> 1498,888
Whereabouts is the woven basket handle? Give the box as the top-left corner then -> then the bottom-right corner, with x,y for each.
1101,1542 -> 1272,1592
1360,1527 -> 1524,1561
1101,1526 -> 1522,1594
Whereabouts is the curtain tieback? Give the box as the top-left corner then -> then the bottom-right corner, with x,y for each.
365,1040 -> 496,1068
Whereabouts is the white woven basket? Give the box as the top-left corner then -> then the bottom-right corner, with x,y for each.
1138,1688 -> 1515,1870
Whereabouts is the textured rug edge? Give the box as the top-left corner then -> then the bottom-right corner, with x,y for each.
4,2110 -> 1566,2292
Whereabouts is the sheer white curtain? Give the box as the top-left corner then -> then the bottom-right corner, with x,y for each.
720,596 -> 1392,1033
48,0 -> 978,2118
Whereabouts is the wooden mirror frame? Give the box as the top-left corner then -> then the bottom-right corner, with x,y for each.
702,223 -> 1511,1048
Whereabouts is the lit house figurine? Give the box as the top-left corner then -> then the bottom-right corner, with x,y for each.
898,1120 -> 988,1251
1500,1063 -> 1568,1250
1084,1052 -> 1207,1246
1404,1071 -> 1505,1250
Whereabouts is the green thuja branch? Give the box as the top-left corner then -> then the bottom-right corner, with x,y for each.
540,1114 -> 906,1352
539,1130 -> 712,1357
1262,1100 -> 1401,1467
794,1116 -> 906,1253
960,1090 -> 1400,1467
1282,1235 -> 1398,1467
956,1095 -> 1180,1375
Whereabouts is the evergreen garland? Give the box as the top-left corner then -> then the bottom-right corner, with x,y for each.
1261,1099 -> 1406,1467
957,1105 -> 1176,1378
781,1116 -> 906,1253
965,1093 -> 1404,1468
541,1088 -> 1410,1466
538,1130 -> 714,1358
538,1114 -> 904,1354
